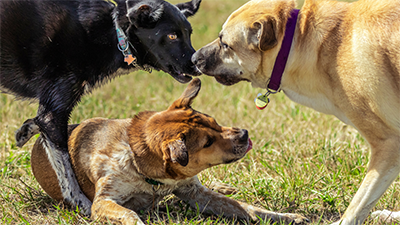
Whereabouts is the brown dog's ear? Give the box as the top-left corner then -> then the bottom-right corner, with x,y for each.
250,16 -> 278,51
164,139 -> 188,166
168,78 -> 201,109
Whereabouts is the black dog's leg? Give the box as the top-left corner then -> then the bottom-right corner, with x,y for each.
15,119 -> 40,148
33,84 -> 92,216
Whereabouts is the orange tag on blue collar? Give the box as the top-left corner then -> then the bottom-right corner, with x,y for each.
124,54 -> 136,65
254,93 -> 270,110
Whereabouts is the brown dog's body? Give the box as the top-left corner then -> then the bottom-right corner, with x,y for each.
192,0 -> 400,224
28,79 -> 306,224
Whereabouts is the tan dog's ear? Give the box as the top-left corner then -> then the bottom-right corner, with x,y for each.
163,138 -> 188,166
250,16 -> 278,51
168,78 -> 201,109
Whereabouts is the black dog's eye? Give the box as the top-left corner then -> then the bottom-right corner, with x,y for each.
168,34 -> 178,40
204,138 -> 214,148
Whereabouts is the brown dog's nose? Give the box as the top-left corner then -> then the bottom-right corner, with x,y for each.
239,129 -> 249,143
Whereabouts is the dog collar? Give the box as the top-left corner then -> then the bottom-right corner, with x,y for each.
145,177 -> 164,186
116,27 -> 137,65
106,0 -> 138,66
137,171 -> 164,186
255,9 -> 299,110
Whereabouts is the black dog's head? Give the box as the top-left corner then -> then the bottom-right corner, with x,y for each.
119,0 -> 202,83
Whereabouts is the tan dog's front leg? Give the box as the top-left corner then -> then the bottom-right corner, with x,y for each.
92,177 -> 144,225
330,137 -> 400,225
174,177 -> 307,224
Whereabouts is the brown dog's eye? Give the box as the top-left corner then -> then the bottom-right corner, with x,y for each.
204,139 -> 214,148
168,34 -> 177,40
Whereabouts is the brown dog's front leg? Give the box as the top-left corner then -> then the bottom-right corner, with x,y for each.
92,199 -> 144,225
174,177 -> 308,224
92,177 -> 145,225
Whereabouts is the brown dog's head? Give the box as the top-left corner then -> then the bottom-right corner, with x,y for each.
191,0 -> 295,88
136,78 -> 252,179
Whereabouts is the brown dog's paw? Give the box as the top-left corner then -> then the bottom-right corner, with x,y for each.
208,181 -> 238,195
275,213 -> 309,225
290,213 -> 310,224
15,119 -> 40,147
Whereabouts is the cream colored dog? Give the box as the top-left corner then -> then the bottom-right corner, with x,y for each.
192,0 -> 400,224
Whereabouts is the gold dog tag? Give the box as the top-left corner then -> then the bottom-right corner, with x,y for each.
254,93 -> 270,110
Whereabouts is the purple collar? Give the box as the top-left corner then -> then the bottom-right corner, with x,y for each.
254,9 -> 299,110
268,9 -> 299,92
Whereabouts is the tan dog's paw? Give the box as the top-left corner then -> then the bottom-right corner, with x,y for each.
208,181 -> 238,195
371,210 -> 400,223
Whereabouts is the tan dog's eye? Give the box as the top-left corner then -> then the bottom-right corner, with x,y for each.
219,37 -> 229,49
204,138 -> 214,148
168,34 -> 177,40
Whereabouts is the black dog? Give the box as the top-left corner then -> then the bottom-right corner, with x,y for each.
0,0 -> 201,216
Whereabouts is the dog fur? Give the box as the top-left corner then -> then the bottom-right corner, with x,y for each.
20,78 -> 307,225
1,0 -> 201,215
192,0 -> 400,224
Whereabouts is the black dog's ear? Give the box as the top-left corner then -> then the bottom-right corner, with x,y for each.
126,0 -> 164,28
175,0 -> 201,18
168,78 -> 201,110
167,139 -> 189,167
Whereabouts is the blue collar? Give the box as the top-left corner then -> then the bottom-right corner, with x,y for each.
105,0 -> 137,66
116,27 -> 136,65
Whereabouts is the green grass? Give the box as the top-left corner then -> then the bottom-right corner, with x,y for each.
0,0 -> 399,224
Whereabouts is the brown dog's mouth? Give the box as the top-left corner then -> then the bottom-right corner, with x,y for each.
246,138 -> 253,153
224,138 -> 253,164
214,75 -> 249,86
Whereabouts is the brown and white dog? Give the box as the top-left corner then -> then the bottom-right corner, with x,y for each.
20,78 -> 307,224
192,0 -> 400,224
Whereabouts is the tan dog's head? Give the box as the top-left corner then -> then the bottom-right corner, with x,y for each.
192,0 -> 295,88
134,78 -> 252,179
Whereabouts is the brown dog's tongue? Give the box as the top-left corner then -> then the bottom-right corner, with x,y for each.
246,138 -> 253,153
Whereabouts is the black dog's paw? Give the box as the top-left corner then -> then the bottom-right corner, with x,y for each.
15,119 -> 40,148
